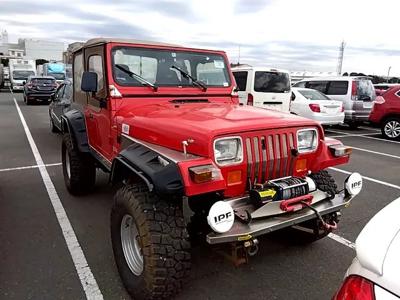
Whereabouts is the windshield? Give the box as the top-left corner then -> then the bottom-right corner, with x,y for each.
254,71 -> 290,93
357,80 -> 376,101
13,70 -> 35,80
112,47 -> 231,87
298,89 -> 330,100
50,73 -> 66,80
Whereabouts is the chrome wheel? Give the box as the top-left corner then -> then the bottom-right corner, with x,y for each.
121,214 -> 143,276
384,120 -> 400,138
65,151 -> 71,179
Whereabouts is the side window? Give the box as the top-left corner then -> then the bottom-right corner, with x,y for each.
55,85 -> 65,100
306,81 -> 328,93
294,81 -> 305,88
88,55 -> 104,92
326,81 -> 348,95
64,85 -> 72,100
73,51 -> 86,105
233,71 -> 248,91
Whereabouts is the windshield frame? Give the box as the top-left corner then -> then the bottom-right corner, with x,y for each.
110,46 -> 231,89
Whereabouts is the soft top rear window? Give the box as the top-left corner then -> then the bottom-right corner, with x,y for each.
254,71 -> 290,93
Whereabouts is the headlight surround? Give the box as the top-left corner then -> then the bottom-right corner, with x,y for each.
297,129 -> 318,153
214,137 -> 243,166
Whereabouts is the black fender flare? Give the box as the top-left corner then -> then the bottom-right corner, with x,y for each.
111,142 -> 184,196
61,109 -> 90,153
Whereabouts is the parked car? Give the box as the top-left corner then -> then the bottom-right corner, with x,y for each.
294,77 -> 376,129
333,198 -> 400,300
290,87 -> 344,125
232,66 -> 291,112
23,76 -> 58,105
61,38 -> 361,300
369,85 -> 400,140
49,81 -> 72,133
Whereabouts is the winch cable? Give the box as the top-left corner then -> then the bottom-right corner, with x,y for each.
300,201 -> 337,231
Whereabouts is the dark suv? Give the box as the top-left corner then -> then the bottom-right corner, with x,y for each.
23,76 -> 58,105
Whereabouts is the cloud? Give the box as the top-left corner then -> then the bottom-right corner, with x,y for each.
1,0 -> 400,75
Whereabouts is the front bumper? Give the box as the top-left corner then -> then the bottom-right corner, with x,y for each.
206,190 -> 353,244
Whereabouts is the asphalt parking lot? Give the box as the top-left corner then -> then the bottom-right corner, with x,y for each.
0,89 -> 399,300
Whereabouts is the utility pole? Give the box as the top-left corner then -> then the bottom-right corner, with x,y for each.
387,66 -> 391,83
238,45 -> 241,65
336,41 -> 345,76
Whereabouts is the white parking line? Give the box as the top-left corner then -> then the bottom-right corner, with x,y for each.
0,163 -> 61,172
351,146 -> 400,159
328,233 -> 355,249
359,126 -> 381,132
329,167 -> 400,190
325,129 -> 352,135
357,134 -> 400,144
328,133 -> 378,138
12,96 -> 103,300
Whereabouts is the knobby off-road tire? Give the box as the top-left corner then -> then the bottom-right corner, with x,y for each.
309,170 -> 338,197
62,133 -> 96,195
111,184 -> 191,300
286,170 -> 338,244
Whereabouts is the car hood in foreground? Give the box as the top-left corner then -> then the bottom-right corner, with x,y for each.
355,197 -> 400,295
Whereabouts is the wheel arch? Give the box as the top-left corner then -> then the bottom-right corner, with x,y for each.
382,113 -> 400,124
61,109 -> 90,153
110,140 -> 184,196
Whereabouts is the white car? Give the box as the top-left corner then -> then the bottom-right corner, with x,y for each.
232,66 -> 291,112
290,87 -> 344,125
334,198 -> 400,299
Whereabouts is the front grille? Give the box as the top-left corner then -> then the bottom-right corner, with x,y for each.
245,132 -> 296,184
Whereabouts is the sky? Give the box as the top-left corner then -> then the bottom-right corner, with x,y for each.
0,0 -> 399,76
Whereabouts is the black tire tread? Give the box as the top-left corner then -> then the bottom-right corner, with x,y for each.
62,133 -> 95,194
309,170 -> 337,196
111,184 -> 191,300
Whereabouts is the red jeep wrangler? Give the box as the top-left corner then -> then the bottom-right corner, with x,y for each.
61,38 -> 362,300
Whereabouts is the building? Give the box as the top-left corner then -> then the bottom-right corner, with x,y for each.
19,38 -> 65,61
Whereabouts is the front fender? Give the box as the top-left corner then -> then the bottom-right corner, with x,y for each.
61,109 -> 89,153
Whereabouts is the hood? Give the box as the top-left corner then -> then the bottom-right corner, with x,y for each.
117,102 -> 319,156
356,197 -> 400,276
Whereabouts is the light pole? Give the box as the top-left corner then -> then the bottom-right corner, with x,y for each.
387,66 -> 392,83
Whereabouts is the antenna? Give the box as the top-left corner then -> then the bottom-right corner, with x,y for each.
238,45 -> 241,65
336,41 -> 345,76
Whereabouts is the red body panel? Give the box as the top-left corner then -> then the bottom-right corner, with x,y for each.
82,41 -> 350,198
369,86 -> 400,124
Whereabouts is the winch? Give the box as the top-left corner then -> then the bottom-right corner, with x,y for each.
250,176 -> 311,206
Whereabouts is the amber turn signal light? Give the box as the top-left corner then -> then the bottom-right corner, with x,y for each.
227,170 -> 242,186
295,159 -> 307,173
328,144 -> 353,157
189,165 -> 214,183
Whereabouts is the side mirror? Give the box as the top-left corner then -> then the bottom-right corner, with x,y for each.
22,81 -> 26,85
81,71 -> 98,93
291,92 -> 296,101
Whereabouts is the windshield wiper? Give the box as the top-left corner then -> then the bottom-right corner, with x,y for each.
115,64 -> 158,91
170,65 -> 207,91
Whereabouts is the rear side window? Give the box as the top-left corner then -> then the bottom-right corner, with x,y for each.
254,71 -> 290,93
305,81 -> 328,93
233,71 -> 248,91
293,81 -> 306,88
298,89 -> 330,100
326,81 -> 348,95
